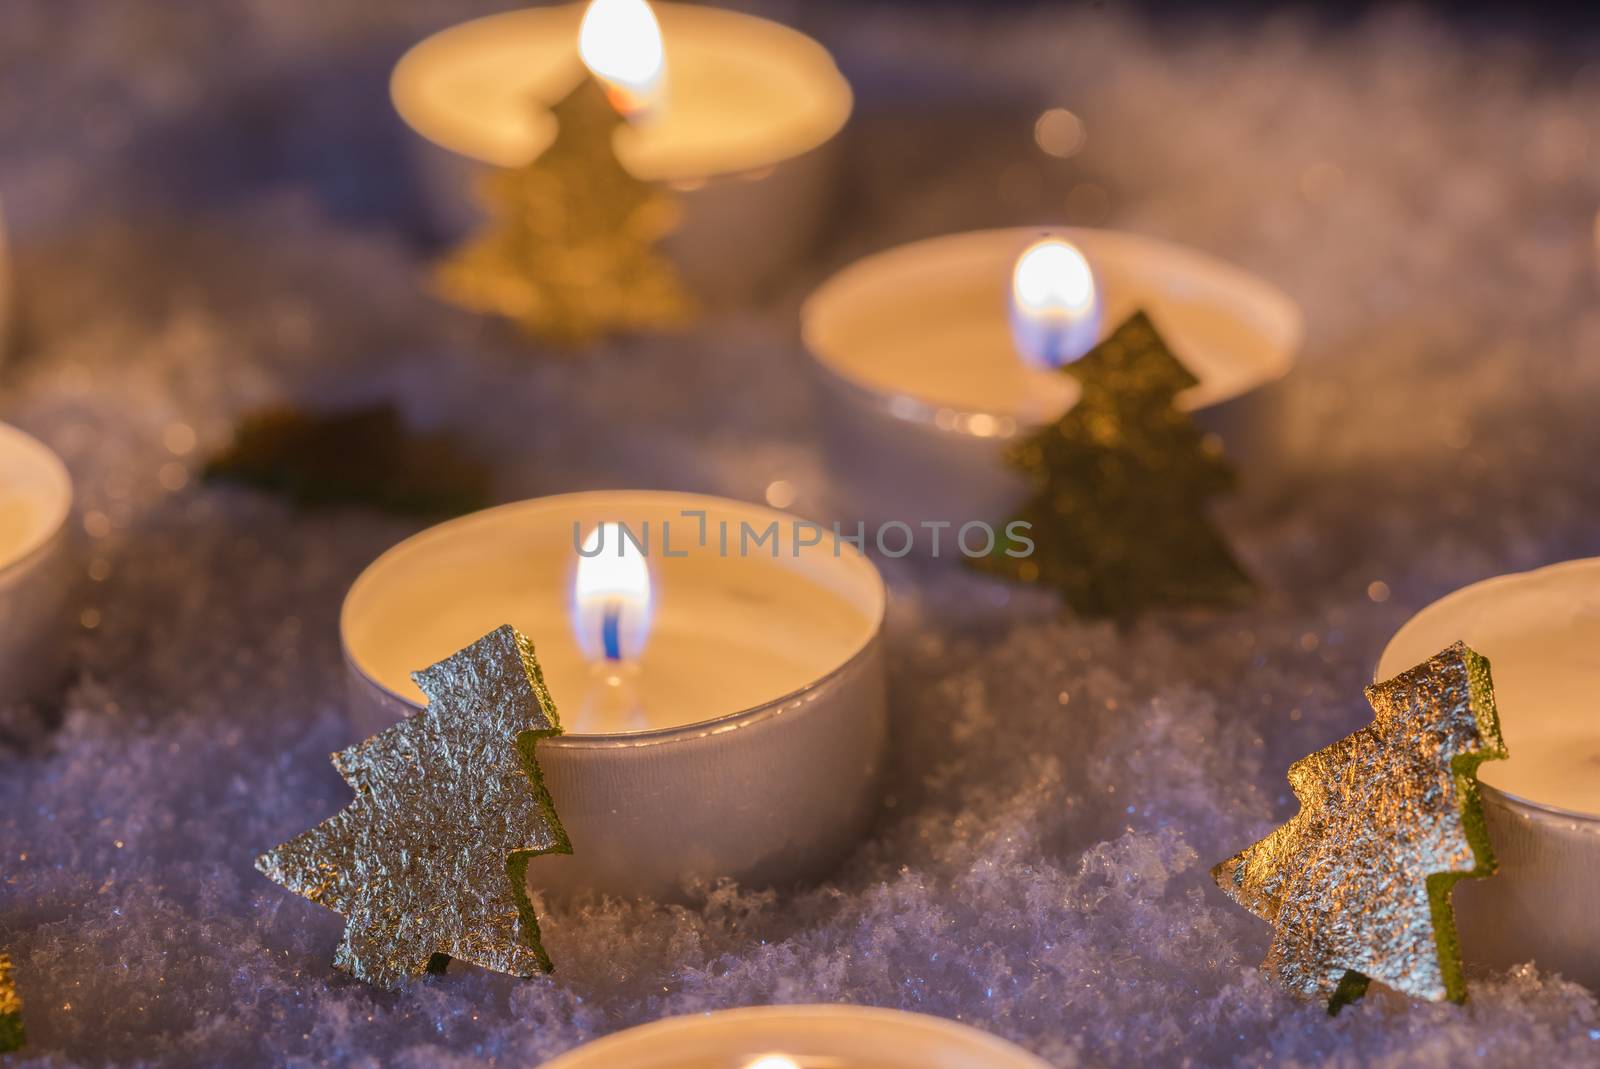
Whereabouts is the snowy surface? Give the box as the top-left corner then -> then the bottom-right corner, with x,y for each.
5,2 -> 1600,1066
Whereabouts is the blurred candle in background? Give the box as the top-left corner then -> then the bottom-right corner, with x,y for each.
802,227 -> 1302,543
0,196 -> 11,363
391,3 -> 853,299
0,422 -> 74,700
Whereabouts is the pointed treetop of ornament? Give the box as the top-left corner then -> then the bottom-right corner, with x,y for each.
1212,641 -> 1507,1010
256,625 -> 571,988
1067,309 -> 1200,400
543,74 -> 629,167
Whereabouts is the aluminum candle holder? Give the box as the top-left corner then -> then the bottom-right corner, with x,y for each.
392,2 -> 852,303
1378,558 -> 1600,991
341,491 -> 887,902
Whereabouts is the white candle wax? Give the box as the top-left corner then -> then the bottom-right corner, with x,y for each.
391,3 -> 852,298
1379,558 -> 1600,989
344,496 -> 876,734
0,422 -> 74,699
540,1005 -> 1054,1069
342,491 -> 887,899
802,227 -> 1302,536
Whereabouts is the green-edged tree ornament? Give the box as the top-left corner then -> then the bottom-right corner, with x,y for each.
256,626 -> 571,988
1212,641 -> 1508,1011
977,310 -> 1253,618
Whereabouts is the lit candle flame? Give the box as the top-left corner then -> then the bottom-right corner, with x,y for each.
1009,237 -> 1102,370
578,0 -> 667,117
573,522 -> 653,668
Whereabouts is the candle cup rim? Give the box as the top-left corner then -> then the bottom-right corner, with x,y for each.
1480,779 -> 1600,826
800,225 -> 1303,438
809,352 -> 1047,443
539,1003 -> 1053,1069
390,1 -> 853,181
0,423 -> 73,582
340,490 -> 888,746
1378,556 -> 1600,826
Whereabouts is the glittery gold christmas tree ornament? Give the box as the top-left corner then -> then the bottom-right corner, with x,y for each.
434,76 -> 694,346
0,953 -> 22,1052
256,625 -> 571,989
1212,641 -> 1508,1012
977,310 -> 1253,618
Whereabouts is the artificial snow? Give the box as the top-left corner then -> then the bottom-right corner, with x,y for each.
4,2 -> 1600,1066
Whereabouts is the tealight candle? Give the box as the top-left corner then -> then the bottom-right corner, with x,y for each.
0,422 -> 74,700
802,227 -> 1302,537
540,1005 -> 1054,1069
341,491 -> 886,900
391,1 -> 853,299
1378,558 -> 1600,990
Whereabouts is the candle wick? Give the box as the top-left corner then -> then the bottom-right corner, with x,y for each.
1043,330 -> 1066,368
601,598 -> 624,662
